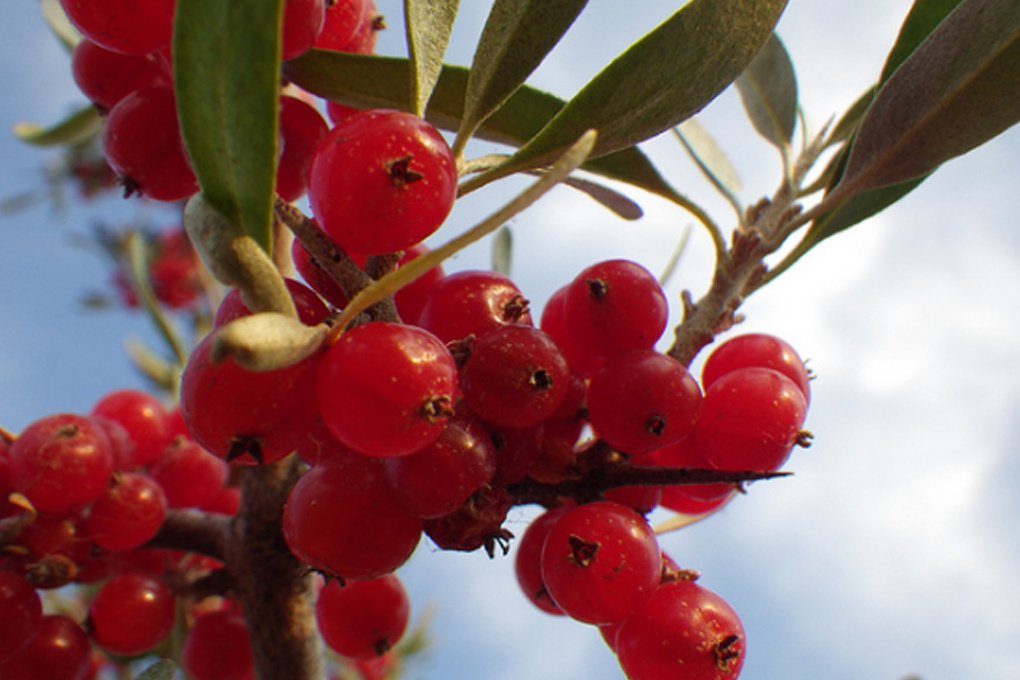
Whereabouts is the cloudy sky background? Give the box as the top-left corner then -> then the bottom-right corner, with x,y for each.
2,2 -> 1019,679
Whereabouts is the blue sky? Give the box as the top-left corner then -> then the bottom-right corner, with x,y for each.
2,2 -> 1020,680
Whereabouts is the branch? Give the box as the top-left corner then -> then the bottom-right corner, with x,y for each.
145,509 -> 230,562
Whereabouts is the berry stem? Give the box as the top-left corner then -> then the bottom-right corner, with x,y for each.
145,509 -> 229,561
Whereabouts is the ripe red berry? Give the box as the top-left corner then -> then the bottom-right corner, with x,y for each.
91,389 -> 171,468
695,366 -> 808,472
277,95 -> 329,202
514,508 -> 568,616
86,472 -> 168,551
615,579 -> 745,680
213,278 -> 330,328
283,455 -> 422,580
417,270 -> 532,343
586,350 -> 702,456
308,110 -> 457,256
539,501 -> 661,625
182,609 -> 254,680
102,87 -> 199,202
383,414 -> 496,518
180,329 -> 320,465
316,575 -> 410,659
563,259 -> 668,374
459,325 -> 569,429
148,437 -> 228,509
10,413 -> 113,514
316,322 -> 458,457
282,0 -> 327,61
0,572 -> 43,662
703,333 -> 811,403
60,0 -> 176,55
89,573 -> 176,656
0,615 -> 91,680
71,39 -> 169,111
315,0 -> 371,51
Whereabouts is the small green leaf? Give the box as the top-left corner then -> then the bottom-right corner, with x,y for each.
560,177 -> 643,220
491,226 -> 513,277
174,0 -> 283,254
825,87 -> 877,149
404,0 -> 460,117
134,659 -> 177,680
735,33 -> 798,148
13,106 -> 101,147
41,0 -> 81,51
494,0 -> 788,175
881,0 -> 965,83
284,51 -> 681,202
838,0 -> 1020,192
213,313 -> 326,372
456,0 -> 588,154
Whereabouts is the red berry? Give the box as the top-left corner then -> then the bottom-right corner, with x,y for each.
283,455 -> 422,580
102,87 -> 198,202
616,579 -> 745,680
586,350 -> 702,455
0,572 -> 43,662
0,615 -> 91,680
213,278 -> 330,328
282,0 -> 327,61
71,39 -> 169,110
417,270 -> 532,343
539,501 -> 661,625
10,414 -> 113,514
180,330 -> 320,465
277,95 -> 329,202
89,573 -> 175,656
695,367 -> 808,472
392,243 -> 445,326
383,414 -> 496,518
703,333 -> 811,403
314,0 -> 371,51
316,322 -> 458,457
563,259 -> 668,373
60,0 -> 176,55
308,110 -> 457,256
86,472 -> 167,551
459,325 -> 569,429
92,389 -> 170,468
182,609 -> 254,680
514,508 -> 567,616
316,575 -> 410,659
148,437 -> 227,509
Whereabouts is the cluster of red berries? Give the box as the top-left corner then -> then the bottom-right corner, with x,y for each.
110,226 -> 204,311
66,0 -> 381,203
0,387 -> 415,679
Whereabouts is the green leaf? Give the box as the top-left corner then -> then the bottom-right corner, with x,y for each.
825,87 -> 877,149
838,0 -> 1020,193
404,0 -> 460,116
491,226 -> 513,277
173,0 -> 283,254
13,105 -> 101,147
560,177 -> 643,220
673,119 -> 742,200
284,51 -> 681,202
134,659 -> 177,680
735,33 -> 798,148
880,0 -> 965,83
494,0 -> 788,175
41,0 -> 81,51
456,0 -> 588,154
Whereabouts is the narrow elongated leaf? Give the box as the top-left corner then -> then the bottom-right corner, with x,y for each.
825,87 -> 877,149
735,33 -> 798,148
41,0 -> 81,51
880,0 -> 965,82
491,227 -> 512,276
13,105 -> 101,147
839,0 -> 1020,192
457,0 -> 587,151
404,0 -> 459,116
495,0 -> 788,175
284,51 -> 681,202
174,0 -> 283,253
674,119 -> 743,197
